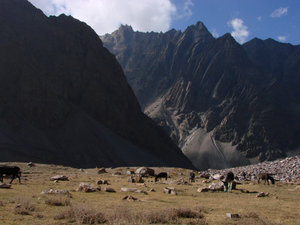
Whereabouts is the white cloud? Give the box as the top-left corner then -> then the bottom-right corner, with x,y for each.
228,18 -> 249,44
270,7 -> 288,18
211,28 -> 219,38
278,36 -> 287,42
257,16 -> 262,21
28,0 -> 176,35
175,0 -> 194,20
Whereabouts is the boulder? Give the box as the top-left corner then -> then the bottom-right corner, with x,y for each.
77,183 -> 100,192
135,167 -> 155,177
163,187 -> 177,195
208,182 -> 224,191
50,175 -> 69,181
104,187 -> 116,193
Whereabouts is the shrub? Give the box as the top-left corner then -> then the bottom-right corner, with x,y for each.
14,197 -> 35,215
45,197 -> 71,206
54,205 -> 106,224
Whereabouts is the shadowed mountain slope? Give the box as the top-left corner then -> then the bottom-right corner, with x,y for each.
0,0 -> 194,169
101,23 -> 300,169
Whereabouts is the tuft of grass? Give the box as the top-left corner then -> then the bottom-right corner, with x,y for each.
54,205 -> 107,224
45,196 -> 71,206
14,197 -> 35,215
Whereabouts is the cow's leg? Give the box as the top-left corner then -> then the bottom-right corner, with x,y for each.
10,175 -> 15,184
228,182 -> 232,192
16,175 -> 21,183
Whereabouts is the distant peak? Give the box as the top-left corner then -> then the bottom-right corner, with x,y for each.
119,24 -> 134,32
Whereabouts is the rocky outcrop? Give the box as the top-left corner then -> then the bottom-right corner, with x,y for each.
206,155 -> 300,183
101,22 -> 300,169
0,0 -> 194,169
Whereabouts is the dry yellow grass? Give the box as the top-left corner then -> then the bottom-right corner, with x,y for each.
0,162 -> 299,224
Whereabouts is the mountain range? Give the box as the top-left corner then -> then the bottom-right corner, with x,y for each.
0,0 -> 194,169
101,22 -> 300,169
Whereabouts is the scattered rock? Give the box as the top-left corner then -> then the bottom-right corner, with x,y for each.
122,195 -> 139,201
168,178 -> 190,185
0,183 -> 11,189
104,187 -> 116,193
226,213 -> 240,219
113,172 -> 122,175
41,189 -> 71,196
97,168 -> 107,174
163,187 -> 177,195
256,192 -> 268,197
148,188 -> 156,192
211,174 -> 224,180
77,183 -> 100,192
79,168 -> 84,172
50,175 -> 69,181
120,187 -> 147,194
27,162 -> 35,167
204,156 -> 300,183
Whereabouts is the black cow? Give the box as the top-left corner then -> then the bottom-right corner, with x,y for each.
222,171 -> 234,192
258,173 -> 275,185
0,166 -> 21,184
155,172 -> 168,182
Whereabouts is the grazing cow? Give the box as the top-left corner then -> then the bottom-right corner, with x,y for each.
155,172 -> 168,182
189,172 -> 195,182
258,173 -> 275,185
222,172 -> 234,192
0,166 -> 21,184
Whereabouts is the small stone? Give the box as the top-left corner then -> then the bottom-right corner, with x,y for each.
256,192 -> 266,197
226,213 -> 240,218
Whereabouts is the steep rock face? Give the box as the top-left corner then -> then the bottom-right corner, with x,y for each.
0,0 -> 194,169
101,23 -> 300,169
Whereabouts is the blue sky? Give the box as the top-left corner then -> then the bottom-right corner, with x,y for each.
172,0 -> 300,44
29,0 -> 300,45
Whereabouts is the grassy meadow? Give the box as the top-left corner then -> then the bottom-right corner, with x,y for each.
0,162 -> 299,225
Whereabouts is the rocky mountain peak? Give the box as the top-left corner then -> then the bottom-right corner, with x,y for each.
102,22 -> 300,170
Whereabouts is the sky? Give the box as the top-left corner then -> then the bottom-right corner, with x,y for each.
28,0 -> 300,45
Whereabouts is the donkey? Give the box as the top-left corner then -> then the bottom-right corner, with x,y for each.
155,172 -> 168,182
0,166 -> 21,184
258,173 -> 275,185
222,172 -> 234,192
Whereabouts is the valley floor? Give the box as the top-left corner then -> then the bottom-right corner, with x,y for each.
0,162 -> 299,224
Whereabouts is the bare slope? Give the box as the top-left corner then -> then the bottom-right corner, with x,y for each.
0,0 -> 194,169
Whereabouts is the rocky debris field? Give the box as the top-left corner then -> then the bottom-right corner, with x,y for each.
201,155 -> 300,183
